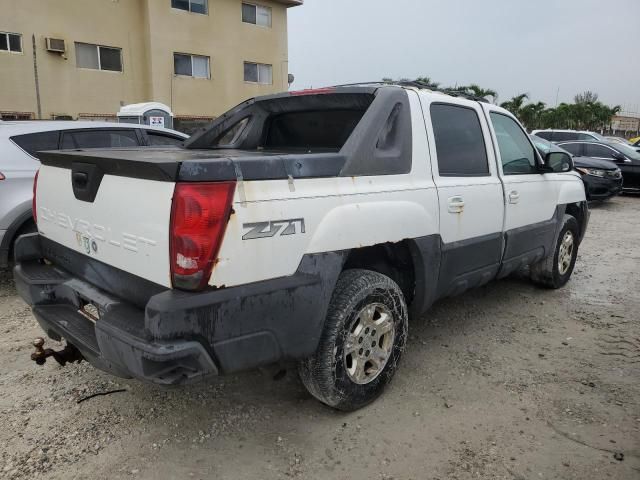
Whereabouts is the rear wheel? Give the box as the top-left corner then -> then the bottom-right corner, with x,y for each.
298,269 -> 408,411
531,214 -> 579,289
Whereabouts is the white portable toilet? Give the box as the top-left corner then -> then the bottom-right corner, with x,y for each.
117,102 -> 174,129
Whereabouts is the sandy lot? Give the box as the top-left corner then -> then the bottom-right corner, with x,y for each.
0,196 -> 638,480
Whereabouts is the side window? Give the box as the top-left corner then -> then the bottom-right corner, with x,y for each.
555,132 -> 578,141
578,133 -> 595,141
61,130 -> 140,149
559,143 -> 582,156
490,113 -> 538,175
146,132 -> 184,146
430,103 -> 489,176
535,131 -> 552,140
11,131 -> 60,158
584,144 -> 616,159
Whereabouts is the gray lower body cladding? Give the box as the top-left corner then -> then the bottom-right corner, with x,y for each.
13,234 -> 344,384
12,202 -> 586,384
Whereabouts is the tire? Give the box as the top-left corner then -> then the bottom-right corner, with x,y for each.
530,214 -> 579,289
298,269 -> 408,411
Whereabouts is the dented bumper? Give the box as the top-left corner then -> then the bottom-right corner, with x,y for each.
13,233 -> 343,384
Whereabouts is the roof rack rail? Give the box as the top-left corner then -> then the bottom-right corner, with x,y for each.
330,80 -> 490,103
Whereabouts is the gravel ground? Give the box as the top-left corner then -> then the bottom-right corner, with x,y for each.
1,196 -> 639,480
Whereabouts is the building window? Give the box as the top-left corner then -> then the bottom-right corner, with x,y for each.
171,0 -> 207,14
242,3 -> 272,27
0,32 -> 22,53
174,53 -> 210,78
244,62 -> 272,84
75,42 -> 122,72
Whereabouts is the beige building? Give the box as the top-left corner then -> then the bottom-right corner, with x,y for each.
0,0 -> 301,126
610,113 -> 640,138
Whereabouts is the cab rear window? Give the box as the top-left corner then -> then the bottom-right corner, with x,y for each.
264,109 -> 366,150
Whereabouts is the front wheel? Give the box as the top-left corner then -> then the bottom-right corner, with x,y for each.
298,269 -> 408,411
531,214 -> 579,289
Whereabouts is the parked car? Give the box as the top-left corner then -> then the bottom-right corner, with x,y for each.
531,135 -> 622,200
14,85 -> 588,411
605,136 -> 631,145
556,140 -> 640,193
531,129 -> 606,142
0,121 -> 187,267
629,136 -> 640,145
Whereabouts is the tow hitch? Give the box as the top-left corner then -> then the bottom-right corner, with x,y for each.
30,337 -> 84,366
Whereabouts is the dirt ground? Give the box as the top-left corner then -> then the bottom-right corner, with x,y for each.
1,196 -> 638,480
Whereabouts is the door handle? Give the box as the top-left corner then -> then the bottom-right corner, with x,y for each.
448,196 -> 465,213
508,190 -> 520,204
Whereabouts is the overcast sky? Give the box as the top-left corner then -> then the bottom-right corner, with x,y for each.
288,0 -> 640,113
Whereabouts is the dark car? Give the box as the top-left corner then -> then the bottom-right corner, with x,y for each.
557,141 -> 640,193
531,135 -> 622,200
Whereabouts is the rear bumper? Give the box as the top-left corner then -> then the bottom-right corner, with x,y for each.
14,234 -> 343,384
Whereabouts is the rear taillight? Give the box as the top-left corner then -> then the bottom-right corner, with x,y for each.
0,172 -> 5,180
32,169 -> 39,223
170,182 -> 236,291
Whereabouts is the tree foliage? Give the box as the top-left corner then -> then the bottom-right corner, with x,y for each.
380,78 -> 621,132
500,94 -> 529,117
502,91 -> 621,131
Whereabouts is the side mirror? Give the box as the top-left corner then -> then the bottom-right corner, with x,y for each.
544,151 -> 573,173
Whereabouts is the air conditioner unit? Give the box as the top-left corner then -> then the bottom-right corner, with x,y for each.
45,38 -> 66,53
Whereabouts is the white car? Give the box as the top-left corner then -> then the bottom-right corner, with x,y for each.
0,121 -> 187,267
531,129 -> 606,143
14,84 -> 588,410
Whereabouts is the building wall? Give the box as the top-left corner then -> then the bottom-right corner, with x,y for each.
610,114 -> 640,136
0,0 -> 293,119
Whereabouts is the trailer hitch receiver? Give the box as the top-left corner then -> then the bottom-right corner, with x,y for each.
30,337 -> 84,366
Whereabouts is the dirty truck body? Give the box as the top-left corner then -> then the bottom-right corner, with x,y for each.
14,85 -> 588,410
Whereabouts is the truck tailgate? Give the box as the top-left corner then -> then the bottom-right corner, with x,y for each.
36,164 -> 175,287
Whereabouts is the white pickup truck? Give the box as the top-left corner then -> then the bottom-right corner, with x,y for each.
14,84 -> 588,410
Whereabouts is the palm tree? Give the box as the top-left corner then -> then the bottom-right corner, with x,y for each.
414,76 -> 440,89
519,102 -> 546,130
382,76 -> 440,88
465,84 -> 498,103
500,94 -> 529,118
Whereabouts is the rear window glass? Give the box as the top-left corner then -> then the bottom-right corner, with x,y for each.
264,109 -> 366,150
62,129 -> 140,149
11,131 -> 60,158
431,103 -> 489,176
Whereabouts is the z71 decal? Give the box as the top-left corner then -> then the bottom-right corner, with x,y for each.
242,218 -> 306,240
